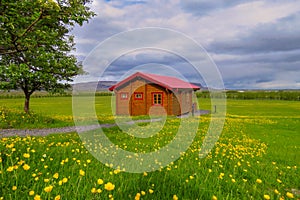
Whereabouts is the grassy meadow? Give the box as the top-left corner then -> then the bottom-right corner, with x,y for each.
0,96 -> 299,199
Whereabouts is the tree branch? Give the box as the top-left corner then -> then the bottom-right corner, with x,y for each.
12,9 -> 44,44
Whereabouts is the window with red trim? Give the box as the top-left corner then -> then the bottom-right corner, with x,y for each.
134,92 -> 143,100
120,92 -> 128,100
152,92 -> 163,105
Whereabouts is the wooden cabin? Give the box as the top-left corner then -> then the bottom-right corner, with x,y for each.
109,72 -> 200,116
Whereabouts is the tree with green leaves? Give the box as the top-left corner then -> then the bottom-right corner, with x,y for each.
0,0 -> 94,112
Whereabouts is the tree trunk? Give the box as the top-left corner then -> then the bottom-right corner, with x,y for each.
24,94 -> 30,113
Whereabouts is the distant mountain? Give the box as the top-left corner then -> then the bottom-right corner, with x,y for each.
73,81 -> 117,91
191,82 -> 210,91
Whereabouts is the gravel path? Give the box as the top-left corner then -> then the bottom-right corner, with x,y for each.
0,119 -> 160,138
0,110 -> 210,138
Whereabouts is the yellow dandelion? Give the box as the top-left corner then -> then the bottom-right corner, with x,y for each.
274,189 -> 280,194
29,190 -> 35,196
256,179 -> 262,184
97,178 -> 104,185
44,179 -> 50,183
23,153 -> 30,158
12,186 -> 17,191
231,179 -> 236,183
7,166 -> 14,172
264,194 -> 270,200
23,164 -> 30,171
44,185 -> 53,193
53,173 -> 59,179
34,195 -> 41,200
141,191 -> 146,195
173,194 -> 179,200
135,193 -> 141,200
58,181 -> 63,186
212,195 -> 218,200
277,179 -> 282,183
79,169 -> 85,176
286,192 -> 294,198
62,177 -> 68,183
91,188 -> 97,194
149,189 -> 154,194
54,195 -> 61,200
97,189 -> 102,193
104,182 -> 115,191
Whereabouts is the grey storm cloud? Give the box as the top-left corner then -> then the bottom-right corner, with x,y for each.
180,0 -> 249,16
72,0 -> 300,89
209,13 -> 300,54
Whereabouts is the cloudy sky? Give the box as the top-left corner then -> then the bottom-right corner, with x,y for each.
72,0 -> 300,89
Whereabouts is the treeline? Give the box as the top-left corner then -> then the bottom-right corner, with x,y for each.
1,90 -> 300,101
0,91 -> 113,99
196,90 -> 300,101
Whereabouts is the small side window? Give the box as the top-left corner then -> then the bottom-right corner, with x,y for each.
120,92 -> 128,100
134,92 -> 143,100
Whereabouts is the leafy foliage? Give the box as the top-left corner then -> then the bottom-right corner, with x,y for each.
0,0 -> 95,112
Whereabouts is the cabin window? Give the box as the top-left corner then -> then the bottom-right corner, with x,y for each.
120,92 -> 128,100
152,92 -> 163,105
134,92 -> 143,100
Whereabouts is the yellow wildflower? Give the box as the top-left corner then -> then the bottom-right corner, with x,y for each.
256,179 -> 262,184
34,195 -> 41,200
79,169 -> 85,176
135,193 -> 141,200
91,188 -> 97,194
44,185 -> 53,193
12,186 -> 17,191
274,189 -> 280,194
97,178 -> 104,185
23,164 -> 30,171
264,194 -> 270,200
23,153 -> 30,158
104,182 -> 115,191
29,190 -> 35,196
97,189 -> 102,193
7,166 -> 14,172
277,179 -> 282,183
149,189 -> 154,194
53,173 -> 59,179
62,177 -> 68,183
286,192 -> 294,198
54,195 -> 61,200
141,191 -> 146,195
212,195 -> 218,200
173,194 -> 179,200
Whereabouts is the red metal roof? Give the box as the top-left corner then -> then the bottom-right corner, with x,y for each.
109,72 -> 200,91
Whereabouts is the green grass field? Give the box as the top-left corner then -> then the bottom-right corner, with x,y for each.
0,97 -> 299,199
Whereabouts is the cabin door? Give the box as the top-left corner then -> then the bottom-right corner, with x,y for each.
130,92 -> 145,116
